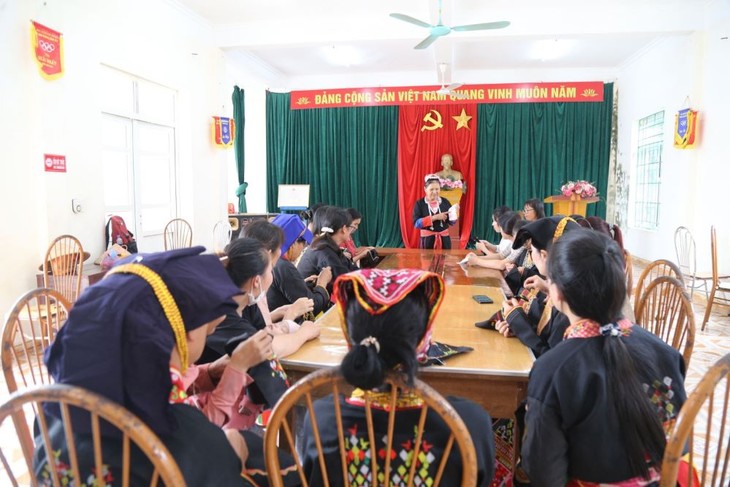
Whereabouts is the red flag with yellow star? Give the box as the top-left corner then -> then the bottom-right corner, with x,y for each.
397,104 -> 477,248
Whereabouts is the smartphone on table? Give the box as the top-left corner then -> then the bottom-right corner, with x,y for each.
472,294 -> 494,304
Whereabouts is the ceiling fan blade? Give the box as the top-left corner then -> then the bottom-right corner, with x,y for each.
389,13 -> 432,29
414,34 -> 440,50
451,20 -> 511,32
447,82 -> 463,91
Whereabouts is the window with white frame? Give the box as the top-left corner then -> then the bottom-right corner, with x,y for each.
633,111 -> 664,230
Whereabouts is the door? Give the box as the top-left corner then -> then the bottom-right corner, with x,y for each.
102,114 -> 176,251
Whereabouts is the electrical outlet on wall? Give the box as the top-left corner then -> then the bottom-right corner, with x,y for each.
71,199 -> 84,214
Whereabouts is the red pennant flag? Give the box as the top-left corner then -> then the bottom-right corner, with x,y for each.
397,104 -> 477,248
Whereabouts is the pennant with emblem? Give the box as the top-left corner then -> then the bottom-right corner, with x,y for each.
212,116 -> 235,147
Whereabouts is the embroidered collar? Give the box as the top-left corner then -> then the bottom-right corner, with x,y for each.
425,197 -> 441,212
564,318 -> 633,339
169,366 -> 195,405
347,387 -> 424,410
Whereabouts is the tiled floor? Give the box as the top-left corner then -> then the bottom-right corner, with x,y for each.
2,266 -> 728,483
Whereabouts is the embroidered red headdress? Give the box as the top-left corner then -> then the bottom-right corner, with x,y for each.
333,268 -> 445,362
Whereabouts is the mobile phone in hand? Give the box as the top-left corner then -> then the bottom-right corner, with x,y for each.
472,294 -> 494,304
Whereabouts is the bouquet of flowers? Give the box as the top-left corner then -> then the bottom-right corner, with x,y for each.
439,177 -> 464,190
561,180 -> 597,198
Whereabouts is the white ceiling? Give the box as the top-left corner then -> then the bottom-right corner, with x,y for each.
173,0 -> 713,85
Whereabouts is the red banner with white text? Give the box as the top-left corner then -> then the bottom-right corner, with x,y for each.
291,82 -> 603,109
398,104 -> 477,249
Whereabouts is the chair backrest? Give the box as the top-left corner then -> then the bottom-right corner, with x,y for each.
660,352 -> 730,487
0,383 -> 186,487
212,219 -> 233,253
624,249 -> 634,297
633,259 -> 685,316
710,225 -> 719,285
635,276 -> 695,367
1,288 -> 71,394
675,226 -> 698,278
264,367 -> 478,487
163,218 -> 193,250
42,235 -> 84,304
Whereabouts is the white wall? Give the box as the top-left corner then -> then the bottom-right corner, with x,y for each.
616,0 -> 730,273
0,0 -> 232,315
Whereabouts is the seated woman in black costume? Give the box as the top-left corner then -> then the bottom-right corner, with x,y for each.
301,268 -> 495,486
267,213 -> 332,318
297,205 -> 358,292
494,216 -> 580,357
38,247 -> 253,485
521,229 -> 686,485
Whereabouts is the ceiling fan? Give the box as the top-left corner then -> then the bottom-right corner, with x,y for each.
422,62 -> 467,99
390,0 -> 510,50
435,62 -> 463,96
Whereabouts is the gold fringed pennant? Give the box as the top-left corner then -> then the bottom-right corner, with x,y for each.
674,108 -> 698,149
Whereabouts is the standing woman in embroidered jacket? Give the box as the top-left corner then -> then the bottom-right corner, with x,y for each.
413,174 -> 458,249
301,269 -> 495,486
521,230 -> 686,486
297,206 -> 357,293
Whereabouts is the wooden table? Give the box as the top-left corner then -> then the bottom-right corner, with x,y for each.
36,263 -> 106,293
375,248 -> 512,297
281,284 -> 533,419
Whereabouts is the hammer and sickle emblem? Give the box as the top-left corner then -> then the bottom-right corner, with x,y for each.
421,110 -> 443,132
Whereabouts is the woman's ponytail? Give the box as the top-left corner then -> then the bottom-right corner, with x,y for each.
603,335 -> 665,477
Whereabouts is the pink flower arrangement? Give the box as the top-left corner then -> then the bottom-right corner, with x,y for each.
439,177 -> 464,190
561,180 -> 597,198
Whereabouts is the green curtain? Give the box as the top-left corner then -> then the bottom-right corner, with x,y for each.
266,92 -> 402,247
472,82 -> 614,242
232,86 -> 247,212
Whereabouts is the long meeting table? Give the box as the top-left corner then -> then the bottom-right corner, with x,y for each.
281,248 -> 535,420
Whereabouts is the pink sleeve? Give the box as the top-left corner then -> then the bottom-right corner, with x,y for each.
194,366 -> 254,427
190,364 -> 214,392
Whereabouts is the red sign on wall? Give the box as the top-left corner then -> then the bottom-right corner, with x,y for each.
44,154 -> 66,173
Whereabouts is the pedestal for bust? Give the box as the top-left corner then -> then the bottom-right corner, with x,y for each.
544,194 -> 599,217
441,188 -> 464,248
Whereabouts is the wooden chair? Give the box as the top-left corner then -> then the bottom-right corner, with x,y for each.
212,219 -> 233,252
0,383 -> 185,486
624,249 -> 634,298
659,352 -> 730,487
42,235 -> 85,304
674,226 -> 713,300
163,218 -> 193,250
1,288 -> 71,394
635,276 -> 695,367
701,225 -> 730,331
264,367 -> 478,487
633,259 -> 685,318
